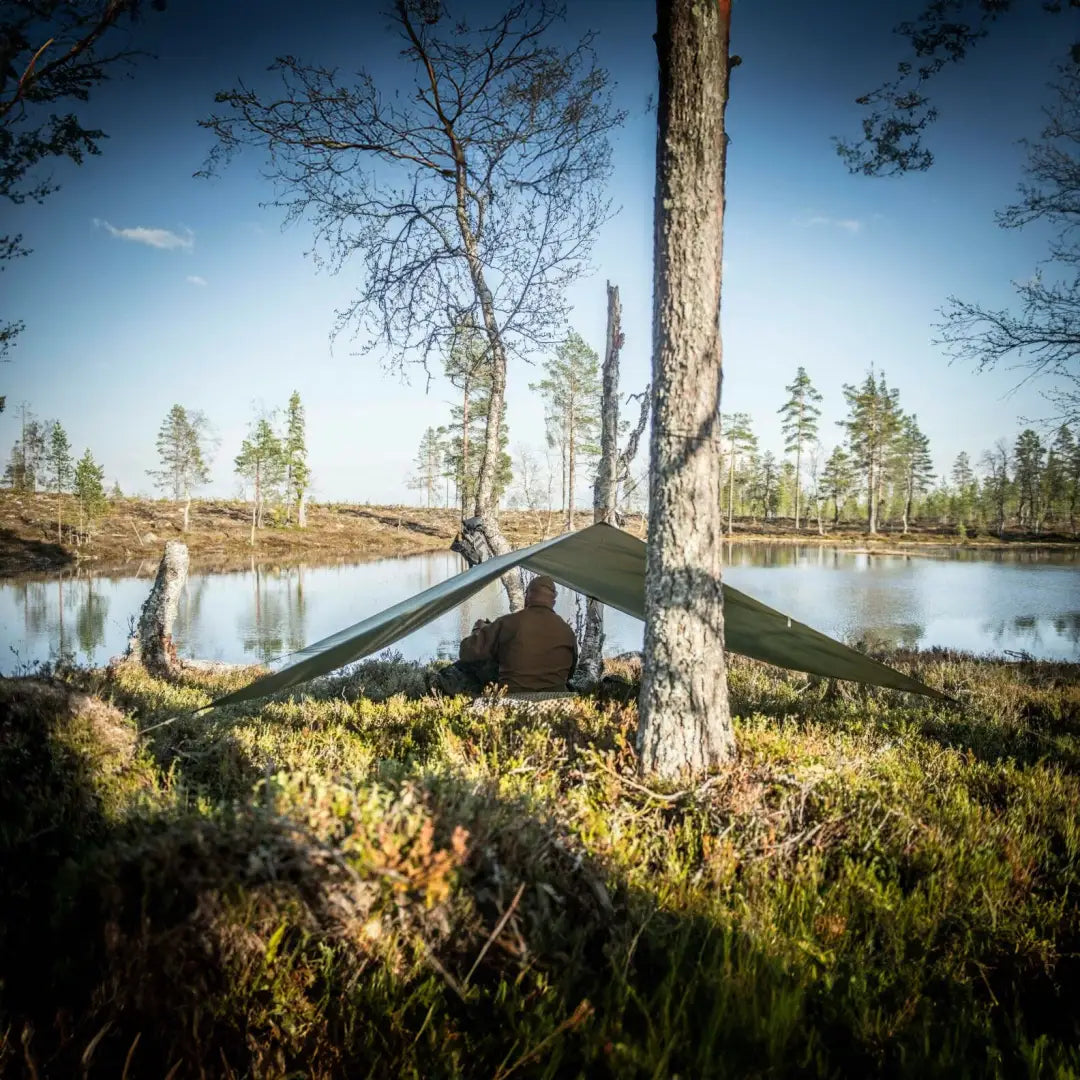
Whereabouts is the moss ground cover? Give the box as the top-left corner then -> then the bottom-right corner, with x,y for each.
1,649 -> 1079,1077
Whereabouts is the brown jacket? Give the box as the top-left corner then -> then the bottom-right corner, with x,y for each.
459,603 -> 578,693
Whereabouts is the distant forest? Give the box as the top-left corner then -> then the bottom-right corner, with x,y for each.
4,365 -> 1079,540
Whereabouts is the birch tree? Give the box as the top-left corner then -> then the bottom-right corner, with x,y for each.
638,0 -> 736,780
579,281 -> 649,685
199,1 -> 622,609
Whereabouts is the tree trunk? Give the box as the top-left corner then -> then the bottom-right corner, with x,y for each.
727,440 -> 735,536
567,401 -> 576,533
183,495 -> 191,533
298,491 -> 307,529
129,541 -> 189,678
794,443 -> 801,530
460,378 -> 470,519
579,282 -> 623,688
57,488 -> 62,544
250,502 -> 256,547
867,459 -> 877,534
560,436 -> 568,528
638,0 -> 735,780
451,516 -> 524,610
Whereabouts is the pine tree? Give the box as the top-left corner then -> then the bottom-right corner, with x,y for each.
890,415 -> 934,534
749,451 -> 781,520
720,412 -> 756,533
445,377 -> 511,511
442,325 -> 512,514
148,405 -> 213,532
1045,425 -> 1077,531
979,441 -> 1012,537
530,330 -> 602,532
3,404 -> 47,491
1013,429 -> 1045,531
840,370 -> 901,534
283,391 -> 311,527
73,448 -> 107,543
950,451 -> 977,527
408,427 -> 445,507
821,446 -> 855,525
46,422 -> 73,543
443,322 -> 491,517
778,367 -> 823,530
235,416 -> 285,544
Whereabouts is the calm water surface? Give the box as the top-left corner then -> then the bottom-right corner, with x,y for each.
1,544 -> 1078,675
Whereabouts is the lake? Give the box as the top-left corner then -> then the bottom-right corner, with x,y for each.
1,543 -> 1078,675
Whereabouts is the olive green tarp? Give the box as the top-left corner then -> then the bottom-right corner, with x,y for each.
208,522 -> 947,710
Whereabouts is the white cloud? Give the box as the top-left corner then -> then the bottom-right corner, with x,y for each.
186,275 -> 208,286
93,218 -> 194,250
800,215 -> 863,234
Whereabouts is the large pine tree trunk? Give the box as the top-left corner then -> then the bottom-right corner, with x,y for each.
183,496 -> 191,533
579,283 -> 623,687
638,0 -> 735,780
298,492 -> 307,529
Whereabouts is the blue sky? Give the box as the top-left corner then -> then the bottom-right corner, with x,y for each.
3,0 -> 1074,502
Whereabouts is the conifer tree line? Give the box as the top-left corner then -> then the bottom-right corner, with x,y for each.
1,392 -> 311,543
409,324 -> 646,530
2,403 -> 107,544
412,359 -> 1080,537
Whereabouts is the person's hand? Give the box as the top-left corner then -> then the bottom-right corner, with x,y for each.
472,618 -> 491,632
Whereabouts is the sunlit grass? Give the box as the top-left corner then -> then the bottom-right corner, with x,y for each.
1,650 -> 1079,1077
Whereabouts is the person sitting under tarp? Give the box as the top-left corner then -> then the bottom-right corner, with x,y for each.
432,575 -> 578,697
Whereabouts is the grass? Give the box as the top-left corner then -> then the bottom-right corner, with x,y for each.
1,649 -> 1079,1077
0,493 -> 586,576
2,491 -> 1072,578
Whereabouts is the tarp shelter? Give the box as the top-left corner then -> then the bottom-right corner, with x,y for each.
207,523 -> 947,710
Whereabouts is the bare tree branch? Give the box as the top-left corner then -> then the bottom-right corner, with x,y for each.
836,0 -> 1078,177
935,63 -> 1080,419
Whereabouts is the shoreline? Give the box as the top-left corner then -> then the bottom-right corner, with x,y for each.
0,492 -> 1075,578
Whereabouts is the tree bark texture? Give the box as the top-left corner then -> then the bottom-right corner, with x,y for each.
579,282 -> 624,686
452,516 -> 525,611
638,0 -> 735,779
131,540 -> 189,678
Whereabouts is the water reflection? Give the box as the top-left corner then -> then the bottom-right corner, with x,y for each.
0,544 -> 1077,673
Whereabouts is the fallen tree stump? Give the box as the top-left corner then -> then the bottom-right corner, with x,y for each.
127,541 -> 189,679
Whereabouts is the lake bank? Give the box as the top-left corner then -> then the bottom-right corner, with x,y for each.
2,650 -> 1078,1076
1,492 -> 1075,577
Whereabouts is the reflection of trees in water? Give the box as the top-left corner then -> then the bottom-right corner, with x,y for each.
177,575 -> 210,647
20,580 -> 50,635
984,613 -> 1080,653
851,623 -> 924,651
240,564 -> 309,663
1052,613 -> 1080,646
74,576 -> 110,663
